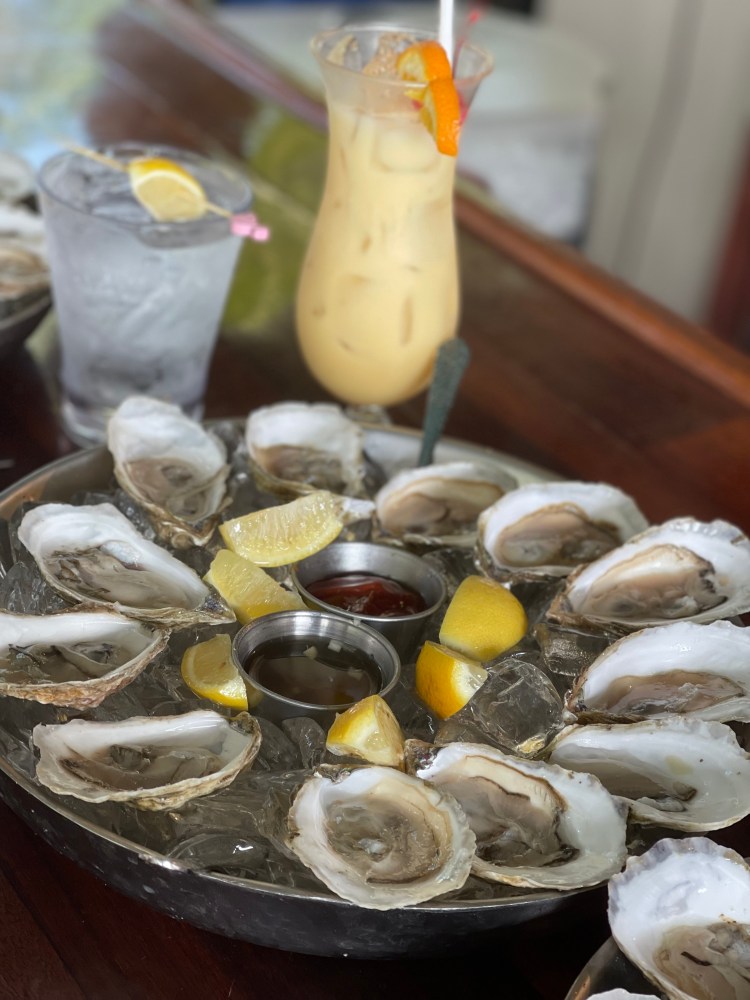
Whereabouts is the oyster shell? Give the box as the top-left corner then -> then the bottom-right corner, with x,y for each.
608,837 -> 750,1000
375,461 -> 518,545
33,710 -> 262,810
587,994 -> 655,999
547,518 -> 750,630
477,481 -> 648,580
285,766 -> 476,909
548,717 -> 750,831
107,396 -> 230,548
412,742 -> 627,890
245,401 -> 365,497
18,502 -> 233,628
567,620 -> 750,723
0,610 -> 167,707
0,152 -> 35,203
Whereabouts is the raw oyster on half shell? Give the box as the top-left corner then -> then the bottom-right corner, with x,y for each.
548,717 -> 750,831
411,742 -> 627,890
547,518 -> 750,631
18,502 -> 233,628
375,461 -> 518,545
0,203 -> 48,317
285,766 -> 476,910
245,401 -> 366,497
567,620 -> 750,723
608,837 -> 750,1000
477,481 -> 648,580
107,396 -> 230,548
33,710 -> 261,810
0,610 -> 167,707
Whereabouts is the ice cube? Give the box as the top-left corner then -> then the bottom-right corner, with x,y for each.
447,656 -> 565,757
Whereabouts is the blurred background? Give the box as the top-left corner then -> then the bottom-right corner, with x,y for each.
2,0 -> 750,346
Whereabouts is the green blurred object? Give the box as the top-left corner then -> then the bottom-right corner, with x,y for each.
223,111 -> 326,333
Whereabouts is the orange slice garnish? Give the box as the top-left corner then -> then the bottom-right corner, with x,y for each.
396,41 -> 462,157
419,78 -> 462,157
396,40 -> 453,84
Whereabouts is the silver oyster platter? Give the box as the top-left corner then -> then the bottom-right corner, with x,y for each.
566,938 -> 658,999
0,422 -> 587,959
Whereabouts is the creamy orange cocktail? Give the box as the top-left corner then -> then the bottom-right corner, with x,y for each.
296,27 -> 492,407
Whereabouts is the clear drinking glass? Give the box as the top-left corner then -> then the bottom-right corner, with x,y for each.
295,26 -> 492,408
38,143 -> 252,445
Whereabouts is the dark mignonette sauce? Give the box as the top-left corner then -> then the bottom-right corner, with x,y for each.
244,637 -> 382,707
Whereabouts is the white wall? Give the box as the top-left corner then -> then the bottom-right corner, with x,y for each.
540,0 -> 750,324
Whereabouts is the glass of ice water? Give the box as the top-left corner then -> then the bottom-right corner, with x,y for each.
37,143 -> 252,446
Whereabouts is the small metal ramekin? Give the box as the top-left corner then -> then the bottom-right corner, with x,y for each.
231,609 -> 401,727
291,542 -> 446,661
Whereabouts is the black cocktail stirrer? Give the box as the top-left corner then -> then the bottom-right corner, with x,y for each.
417,338 -> 471,467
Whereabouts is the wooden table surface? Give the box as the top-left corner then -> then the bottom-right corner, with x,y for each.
2,2 -> 750,997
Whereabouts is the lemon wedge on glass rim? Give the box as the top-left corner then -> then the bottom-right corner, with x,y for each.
128,156 -> 208,222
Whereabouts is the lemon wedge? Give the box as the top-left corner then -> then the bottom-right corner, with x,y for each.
219,491 -> 359,567
129,156 -> 208,222
415,640 -> 488,719
439,575 -> 528,662
204,548 -> 304,623
326,694 -> 404,767
180,633 -> 248,710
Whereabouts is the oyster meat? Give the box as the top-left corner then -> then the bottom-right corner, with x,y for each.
375,461 -> 518,545
286,765 -> 476,909
608,837 -> 750,1000
411,742 -> 627,890
0,610 -> 167,707
107,396 -> 230,547
245,401 -> 365,496
547,518 -> 750,630
548,717 -> 750,831
477,481 -> 648,580
33,710 -> 262,810
18,502 -> 233,628
567,620 -> 750,723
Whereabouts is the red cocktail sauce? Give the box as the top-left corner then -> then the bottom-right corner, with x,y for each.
306,573 -> 426,618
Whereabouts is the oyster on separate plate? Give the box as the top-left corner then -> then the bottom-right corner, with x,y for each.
375,460 -> 518,545
608,837 -> 750,1000
0,610 -> 167,707
285,766 -> 476,909
567,620 -> 750,723
33,710 -> 262,810
411,742 -> 627,890
547,518 -> 750,631
18,502 -> 233,628
245,401 -> 366,497
107,396 -> 230,548
477,481 -> 648,580
548,717 -> 750,831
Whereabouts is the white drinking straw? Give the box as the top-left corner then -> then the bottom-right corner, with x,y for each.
439,0 -> 455,68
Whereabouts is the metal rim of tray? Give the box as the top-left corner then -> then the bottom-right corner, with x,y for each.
565,937 -> 658,999
0,422 -> 584,957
